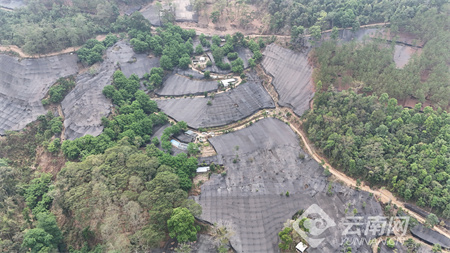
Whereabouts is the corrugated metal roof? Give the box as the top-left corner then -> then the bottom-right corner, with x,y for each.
196,167 -> 210,173
221,79 -> 236,87
171,139 -> 188,150
171,139 -> 181,146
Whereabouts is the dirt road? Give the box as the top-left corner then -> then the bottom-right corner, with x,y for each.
0,44 -> 80,58
0,21 -> 389,59
194,100 -> 450,241
0,34 -> 110,58
285,113 -> 450,239
0,7 -> 13,11
247,22 -> 389,39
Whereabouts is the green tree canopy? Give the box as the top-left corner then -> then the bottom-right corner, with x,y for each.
22,213 -> 63,252
167,207 -> 198,243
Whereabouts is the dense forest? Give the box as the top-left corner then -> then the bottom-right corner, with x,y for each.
262,0 -> 448,33
0,0 -> 152,54
313,7 -> 450,108
304,89 -> 450,217
0,139 -> 201,252
307,5 -> 450,219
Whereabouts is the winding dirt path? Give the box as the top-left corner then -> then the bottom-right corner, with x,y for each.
0,34 -> 110,58
0,44 -> 80,58
289,116 -> 450,240
0,22 -> 389,59
247,22 -> 389,39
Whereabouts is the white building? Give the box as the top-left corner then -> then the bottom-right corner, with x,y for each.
196,166 -> 210,173
221,78 -> 236,87
295,242 -> 308,253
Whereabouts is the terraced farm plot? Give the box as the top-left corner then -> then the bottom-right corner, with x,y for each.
140,0 -> 198,26
140,5 -> 161,26
236,47 -> 254,68
173,0 -> 198,22
156,76 -> 275,129
0,54 -> 78,134
156,74 -> 218,96
204,51 -> 232,75
410,224 -> 450,249
120,54 -> 160,78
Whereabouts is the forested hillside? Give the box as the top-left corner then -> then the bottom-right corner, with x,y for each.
0,0 -> 151,54
0,76 -> 200,252
313,8 -> 450,108
55,140 -> 200,252
263,0 -> 447,33
305,89 -> 450,217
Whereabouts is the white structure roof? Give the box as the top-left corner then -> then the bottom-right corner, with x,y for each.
196,166 -> 210,173
296,242 -> 308,252
221,78 -> 236,87
171,139 -> 188,150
